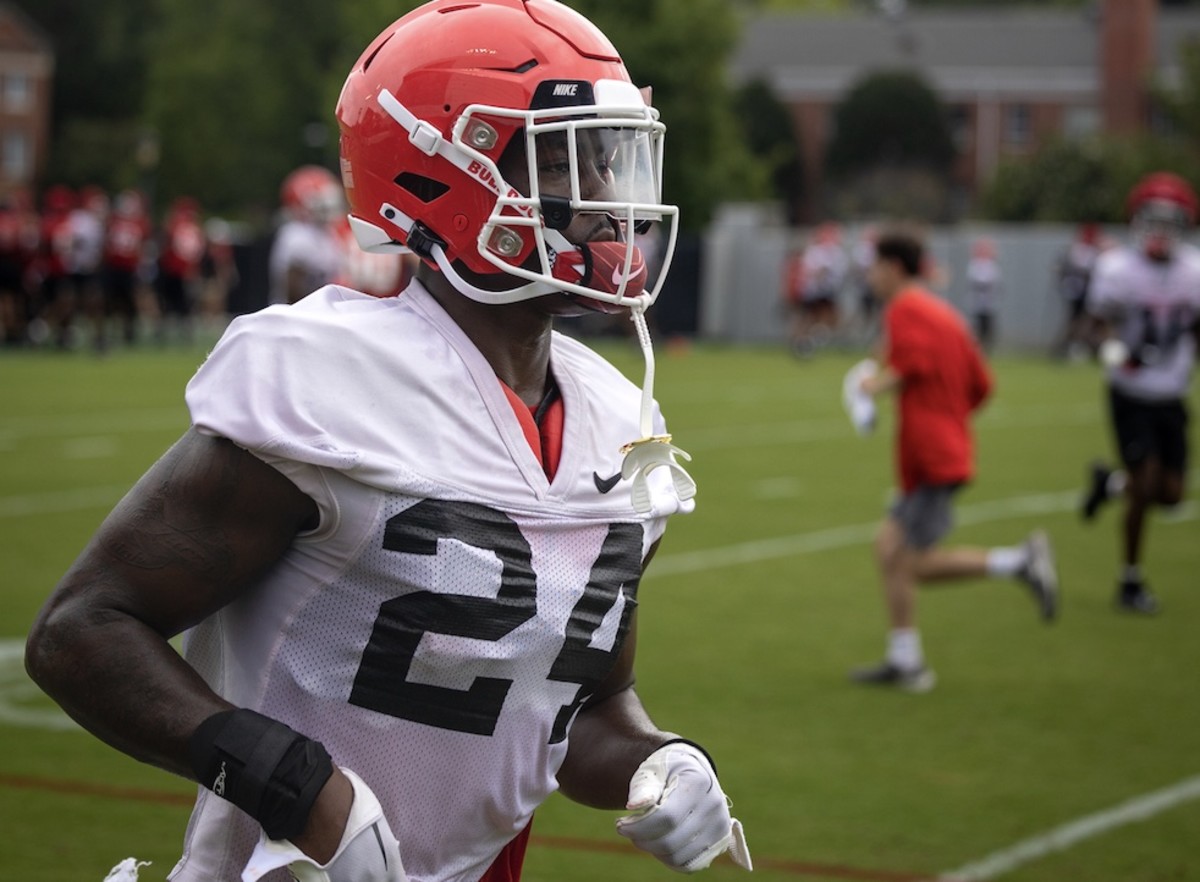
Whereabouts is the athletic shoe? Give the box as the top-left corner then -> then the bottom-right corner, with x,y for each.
1019,530 -> 1059,622
849,660 -> 936,693
1115,579 -> 1160,615
1081,461 -> 1112,521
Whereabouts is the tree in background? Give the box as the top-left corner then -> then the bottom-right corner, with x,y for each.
824,69 -> 956,220
21,0 -> 762,232
980,35 -> 1200,222
16,0 -> 157,191
144,0 -> 350,218
734,78 -> 805,225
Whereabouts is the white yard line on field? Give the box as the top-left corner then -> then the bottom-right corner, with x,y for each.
936,774 -> 1200,881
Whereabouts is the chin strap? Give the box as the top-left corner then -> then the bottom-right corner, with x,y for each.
619,305 -> 696,514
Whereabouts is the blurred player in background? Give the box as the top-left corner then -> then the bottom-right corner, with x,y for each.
849,226 -> 1059,693
965,235 -> 1001,353
25,2 -> 750,881
154,196 -> 207,344
1080,171 -> 1200,614
30,185 -> 75,347
269,165 -> 345,305
101,189 -> 153,348
68,185 -> 110,352
800,221 -> 847,353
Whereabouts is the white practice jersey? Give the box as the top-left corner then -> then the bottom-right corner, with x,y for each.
966,257 -> 1001,315
1089,243 -> 1200,401
803,241 -> 848,300
169,282 -> 692,882
268,220 -> 345,305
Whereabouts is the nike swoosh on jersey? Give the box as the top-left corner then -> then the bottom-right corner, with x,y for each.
593,471 -> 622,493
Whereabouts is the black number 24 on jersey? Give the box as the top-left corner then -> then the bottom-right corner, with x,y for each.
349,499 -> 643,743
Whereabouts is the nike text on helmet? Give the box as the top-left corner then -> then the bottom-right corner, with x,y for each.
334,0 -> 678,311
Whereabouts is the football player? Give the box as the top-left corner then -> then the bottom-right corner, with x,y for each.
269,165 -> 346,305
849,227 -> 1059,693
25,2 -> 749,881
1080,171 -> 1200,614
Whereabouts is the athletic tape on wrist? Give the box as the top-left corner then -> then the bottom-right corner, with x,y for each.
189,708 -> 334,841
655,737 -> 718,777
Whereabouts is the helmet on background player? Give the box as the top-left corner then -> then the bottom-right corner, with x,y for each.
335,0 -> 677,313
1126,172 -> 1197,261
281,165 -> 344,225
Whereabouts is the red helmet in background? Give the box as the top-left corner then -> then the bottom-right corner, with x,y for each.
971,237 -> 996,260
42,185 -> 75,215
1127,172 -> 1197,260
335,0 -> 677,311
281,165 -> 343,224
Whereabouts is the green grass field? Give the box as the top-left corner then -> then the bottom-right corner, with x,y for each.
2,337 -> 1198,882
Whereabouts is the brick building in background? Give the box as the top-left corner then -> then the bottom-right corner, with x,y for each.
0,2 -> 52,196
730,0 -> 1200,220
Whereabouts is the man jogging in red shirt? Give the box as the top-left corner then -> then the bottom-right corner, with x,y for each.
850,226 -> 1059,692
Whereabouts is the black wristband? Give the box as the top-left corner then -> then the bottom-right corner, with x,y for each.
189,708 -> 334,841
656,737 -> 718,776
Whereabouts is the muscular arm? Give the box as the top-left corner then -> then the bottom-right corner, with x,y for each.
26,429 -> 317,771
25,430 -> 353,860
556,541 -> 675,809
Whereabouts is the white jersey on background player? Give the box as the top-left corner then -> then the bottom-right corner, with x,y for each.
269,166 -> 346,306
1082,171 -> 1200,615
1089,240 -> 1200,400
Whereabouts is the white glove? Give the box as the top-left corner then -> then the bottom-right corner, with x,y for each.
103,859 -> 151,881
842,358 -> 878,436
242,768 -> 408,882
616,741 -> 752,873
1099,338 -> 1130,369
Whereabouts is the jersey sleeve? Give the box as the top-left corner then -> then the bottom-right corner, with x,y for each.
185,304 -> 364,473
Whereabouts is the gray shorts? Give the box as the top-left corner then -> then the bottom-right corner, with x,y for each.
889,483 -> 962,550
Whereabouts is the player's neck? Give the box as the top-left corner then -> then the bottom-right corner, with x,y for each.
421,268 -> 554,407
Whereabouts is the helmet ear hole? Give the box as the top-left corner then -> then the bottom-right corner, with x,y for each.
395,173 -> 449,204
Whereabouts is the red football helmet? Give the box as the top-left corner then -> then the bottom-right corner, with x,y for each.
1127,172 -> 1197,260
281,165 -> 344,224
335,0 -> 677,311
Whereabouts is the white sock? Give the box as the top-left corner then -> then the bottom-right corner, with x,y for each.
1108,470 -> 1127,496
986,545 -> 1027,577
887,628 -> 924,670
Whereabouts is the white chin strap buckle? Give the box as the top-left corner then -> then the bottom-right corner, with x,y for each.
620,435 -> 696,514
